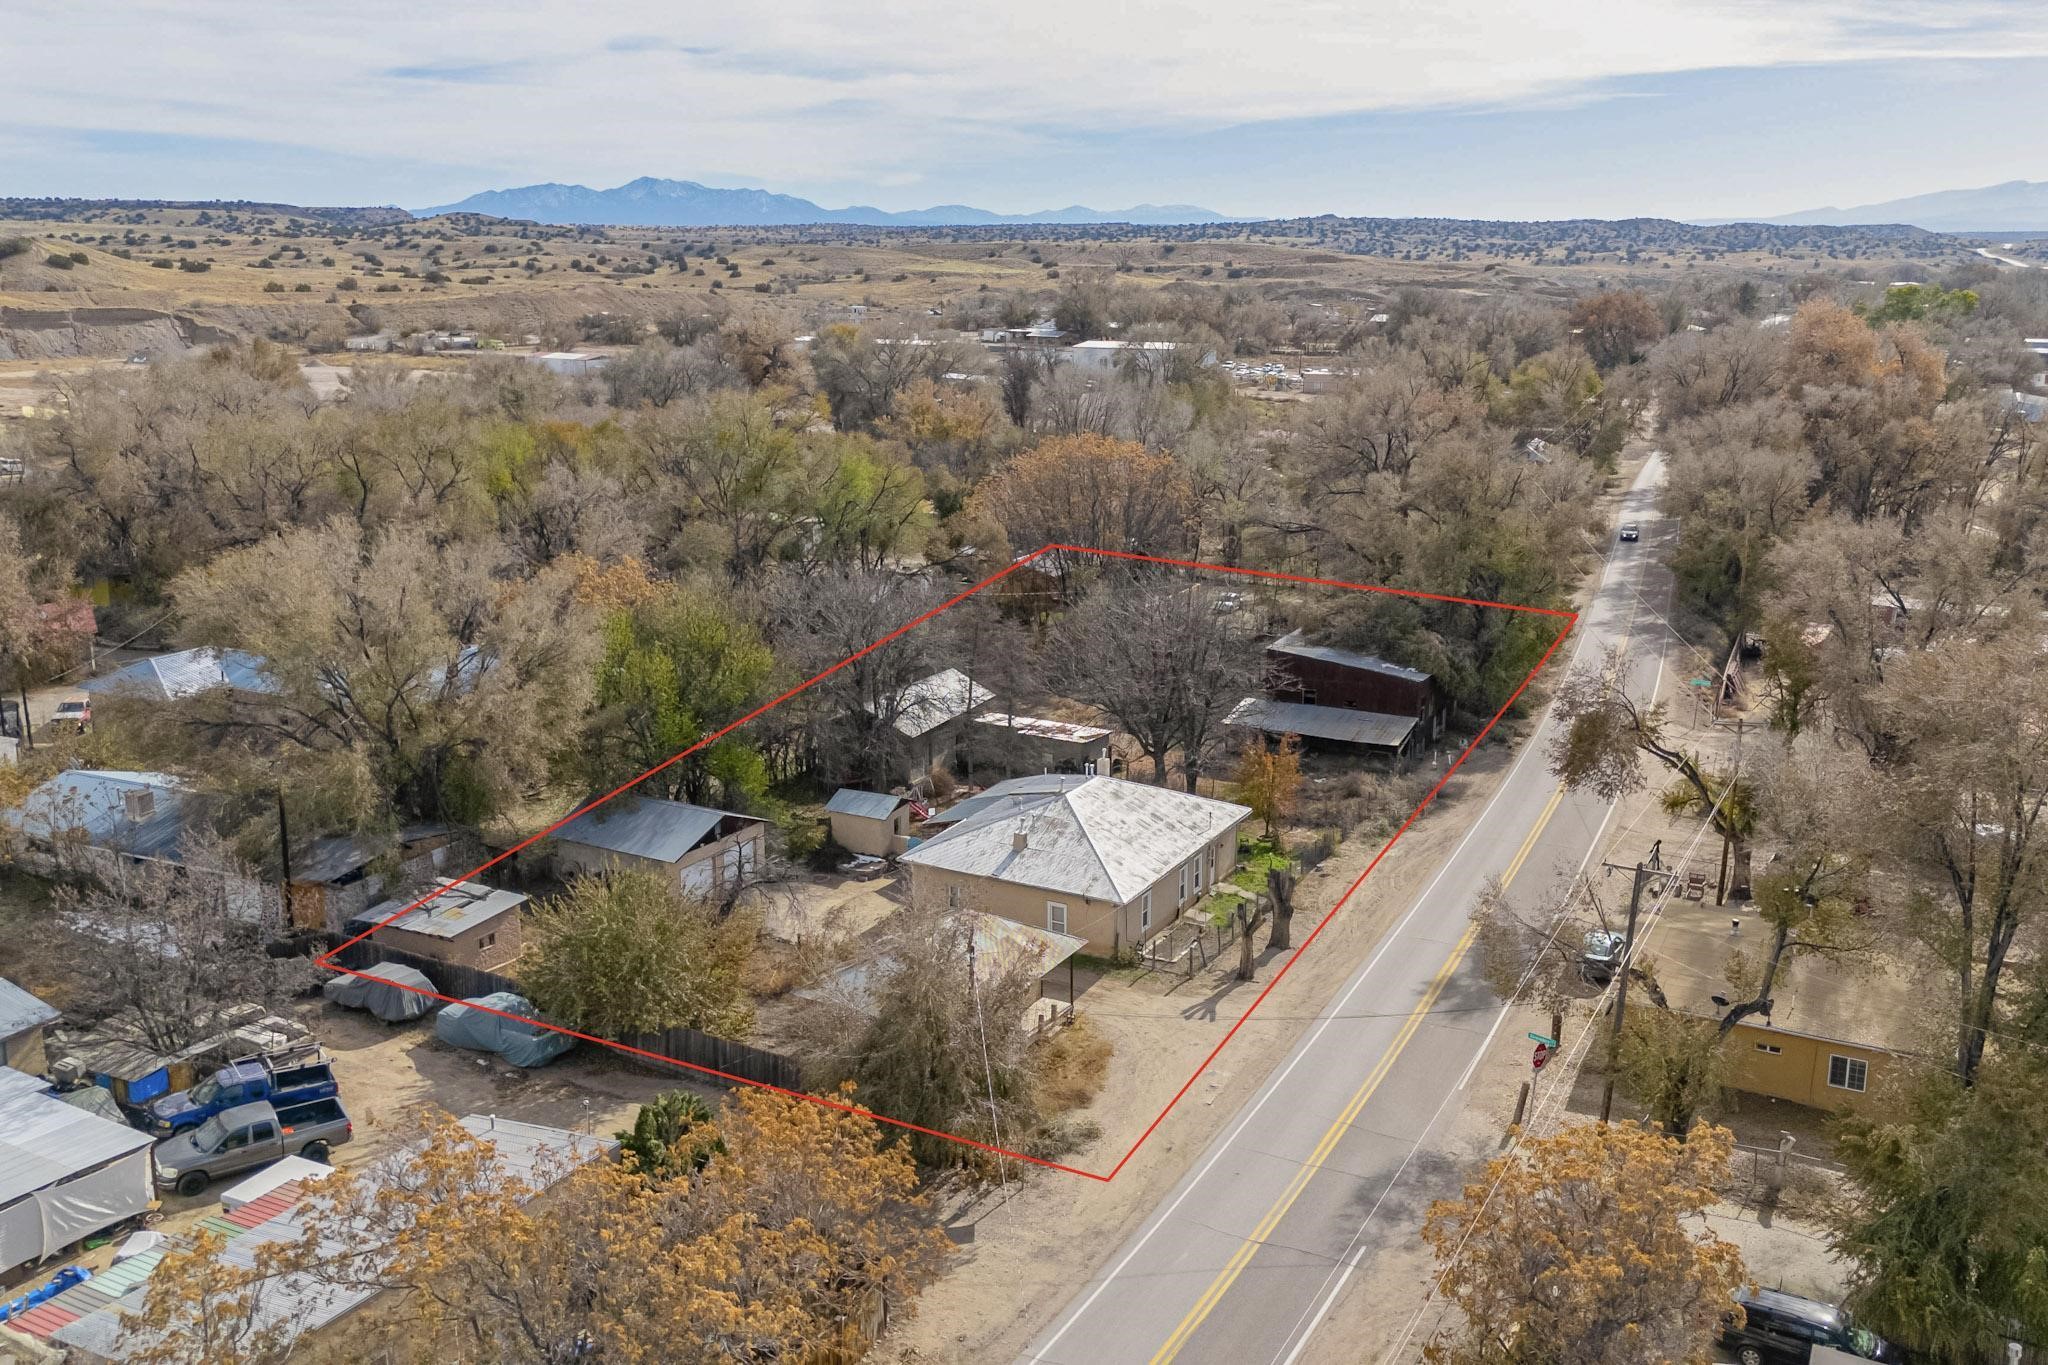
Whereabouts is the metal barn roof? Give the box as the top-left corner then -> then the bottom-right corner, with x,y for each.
1226,697 -> 1418,750
1268,630 -> 1431,684
902,775 -> 1249,904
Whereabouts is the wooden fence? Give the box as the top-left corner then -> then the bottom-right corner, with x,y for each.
324,940 -> 802,1091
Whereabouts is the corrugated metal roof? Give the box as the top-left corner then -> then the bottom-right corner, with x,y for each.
901,775 -> 1249,903
355,878 -> 527,940
0,976 -> 59,1038
551,795 -> 743,864
1,769 -> 195,861
973,713 -> 1112,744
81,647 -> 279,703
1227,697 -> 1418,750
0,1066 -> 154,1208
290,834 -> 380,885
881,668 -> 993,737
826,788 -> 907,820
1269,629 -> 1431,684
45,1114 -> 615,1358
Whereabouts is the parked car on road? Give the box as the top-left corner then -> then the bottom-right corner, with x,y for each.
51,697 -> 90,734
1618,522 -> 1641,542
153,1097 -> 353,1197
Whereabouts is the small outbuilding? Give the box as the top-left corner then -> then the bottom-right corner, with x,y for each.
825,788 -> 919,857
550,796 -> 767,900
347,878 -> 528,973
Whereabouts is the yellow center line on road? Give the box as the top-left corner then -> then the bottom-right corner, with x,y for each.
1148,781 -> 1568,1365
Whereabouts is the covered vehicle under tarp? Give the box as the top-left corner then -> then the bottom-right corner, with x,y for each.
321,963 -> 437,1022
434,993 -> 575,1068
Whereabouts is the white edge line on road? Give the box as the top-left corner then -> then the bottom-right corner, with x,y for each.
1275,468 -> 1671,1365
1024,498 -> 1650,1365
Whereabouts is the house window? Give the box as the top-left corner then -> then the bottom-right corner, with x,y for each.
1191,855 -> 1204,894
1139,891 -> 1152,932
1046,902 -> 1068,935
1178,864 -> 1189,903
1827,1055 -> 1868,1093
479,932 -> 496,950
1754,1042 -> 1782,1055
948,883 -> 966,909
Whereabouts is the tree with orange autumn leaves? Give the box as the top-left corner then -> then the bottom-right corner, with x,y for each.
133,1086 -> 947,1364
1420,1121 -> 1746,1365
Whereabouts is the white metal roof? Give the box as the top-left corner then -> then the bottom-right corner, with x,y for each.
902,775 -> 1249,904
973,712 -> 1112,744
0,1066 -> 154,1207
882,668 -> 993,738
826,788 -> 908,820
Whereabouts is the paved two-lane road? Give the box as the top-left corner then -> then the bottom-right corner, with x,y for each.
1021,455 -> 1671,1365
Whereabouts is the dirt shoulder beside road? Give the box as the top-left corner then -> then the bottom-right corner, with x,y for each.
875,725 -> 1535,1363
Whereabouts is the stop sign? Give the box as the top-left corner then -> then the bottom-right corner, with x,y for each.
1532,1042 -> 1552,1071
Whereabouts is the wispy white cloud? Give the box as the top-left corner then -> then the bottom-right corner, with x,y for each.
6,0 -> 2047,209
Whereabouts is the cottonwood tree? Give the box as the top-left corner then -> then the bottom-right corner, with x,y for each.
809,325 -> 977,433
1234,735 -> 1301,839
1420,1121 -> 1746,1365
1866,632 -> 2048,1085
627,391 -> 813,581
521,870 -> 756,1040
1613,1007 -> 1729,1139
967,433 -> 1197,571
573,580 -> 778,808
1052,573 -> 1267,789
167,519 -> 599,826
1550,649 -> 1754,899
1569,289 -> 1665,370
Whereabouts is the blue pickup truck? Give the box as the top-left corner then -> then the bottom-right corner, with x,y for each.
143,1055 -> 338,1137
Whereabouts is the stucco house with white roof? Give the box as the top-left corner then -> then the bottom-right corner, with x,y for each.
899,775 -> 1250,954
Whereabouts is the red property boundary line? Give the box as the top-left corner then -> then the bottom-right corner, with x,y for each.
316,545 -> 1578,1182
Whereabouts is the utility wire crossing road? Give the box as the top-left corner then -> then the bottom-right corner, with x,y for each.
1020,456 -> 1671,1365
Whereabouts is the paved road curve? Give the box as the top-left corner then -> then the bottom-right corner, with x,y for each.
1020,456 -> 1671,1365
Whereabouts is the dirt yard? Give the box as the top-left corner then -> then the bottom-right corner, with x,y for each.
871,728 -> 1533,1363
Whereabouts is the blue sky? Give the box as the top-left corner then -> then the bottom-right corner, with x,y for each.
3,1 -> 2045,219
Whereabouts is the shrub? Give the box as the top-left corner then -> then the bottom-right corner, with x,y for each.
293,283 -> 311,292
44,253 -> 74,270
262,281 -> 285,293
150,258 -> 175,269
177,258 -> 209,273
67,251 -> 88,265
335,277 -> 358,291
0,235 -> 33,260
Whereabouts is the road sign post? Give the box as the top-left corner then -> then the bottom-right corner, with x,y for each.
1531,1042 -> 1551,1071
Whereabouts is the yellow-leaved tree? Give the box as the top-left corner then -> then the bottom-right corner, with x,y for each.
1421,1120 -> 1746,1365
133,1088 -> 948,1364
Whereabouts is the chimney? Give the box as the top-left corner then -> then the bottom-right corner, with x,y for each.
122,787 -> 155,822
1013,829 -> 1029,852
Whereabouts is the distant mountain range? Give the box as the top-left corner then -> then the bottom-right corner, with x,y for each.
418,176 -> 1235,228
1718,179 -> 2048,233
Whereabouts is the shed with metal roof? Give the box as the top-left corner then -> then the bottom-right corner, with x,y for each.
550,795 -> 767,900
0,977 -> 59,1074
825,788 -> 916,857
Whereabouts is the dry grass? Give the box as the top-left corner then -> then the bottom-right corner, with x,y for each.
1031,1015 -> 1114,1115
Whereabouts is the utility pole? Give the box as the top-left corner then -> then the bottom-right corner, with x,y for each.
1598,858 -> 1655,1123
276,789 -> 294,930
